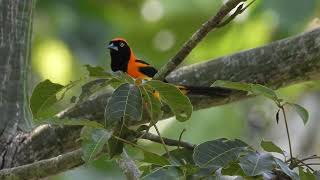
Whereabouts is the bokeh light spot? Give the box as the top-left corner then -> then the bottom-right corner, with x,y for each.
141,0 -> 164,22
153,30 -> 175,51
33,39 -> 73,84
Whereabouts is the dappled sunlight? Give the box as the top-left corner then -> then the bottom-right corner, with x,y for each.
153,29 -> 175,51
32,39 -> 73,84
141,0 -> 164,22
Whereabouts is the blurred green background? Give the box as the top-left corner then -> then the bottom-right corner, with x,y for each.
31,0 -> 320,179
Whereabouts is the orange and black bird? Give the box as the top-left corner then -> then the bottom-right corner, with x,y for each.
107,37 -> 230,96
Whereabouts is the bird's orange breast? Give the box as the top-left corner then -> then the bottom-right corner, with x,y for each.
127,51 -> 150,79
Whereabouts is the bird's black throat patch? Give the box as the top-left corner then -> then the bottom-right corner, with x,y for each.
109,46 -> 131,72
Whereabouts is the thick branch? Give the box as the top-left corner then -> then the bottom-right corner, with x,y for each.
0,149 -> 83,180
153,0 -> 246,81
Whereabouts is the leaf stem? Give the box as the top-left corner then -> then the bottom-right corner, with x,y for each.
153,124 -> 170,156
280,106 -> 293,166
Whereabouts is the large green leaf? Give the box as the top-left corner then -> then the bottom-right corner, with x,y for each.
30,80 -> 64,119
142,166 -> 183,180
260,140 -> 283,154
78,79 -> 110,103
221,161 -> 245,177
212,81 -> 279,102
287,103 -> 309,125
145,80 -> 192,122
143,151 -> 170,166
139,85 -> 163,122
274,158 -> 299,180
163,148 -> 195,166
82,128 -> 112,163
193,138 -> 249,168
104,83 -> 143,127
239,152 -> 274,176
250,84 -> 278,101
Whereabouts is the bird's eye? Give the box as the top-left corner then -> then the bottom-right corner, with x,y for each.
120,42 -> 125,47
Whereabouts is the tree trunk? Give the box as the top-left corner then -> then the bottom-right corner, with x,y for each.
0,0 -> 35,169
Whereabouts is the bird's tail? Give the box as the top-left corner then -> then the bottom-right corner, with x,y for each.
178,85 -> 232,97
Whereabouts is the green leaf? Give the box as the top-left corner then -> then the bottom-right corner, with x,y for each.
299,167 -> 316,180
250,84 -> 278,101
30,80 -> 64,119
145,80 -> 193,122
261,140 -> 283,154
212,80 -> 251,91
46,118 -> 104,128
193,138 -> 249,168
239,152 -> 274,176
107,136 -> 124,158
142,166 -> 183,180
163,148 -> 195,166
82,128 -> 112,163
274,158 -> 299,180
139,85 -> 163,122
287,103 -> 309,125
84,64 -> 111,78
78,79 -> 110,103
104,83 -> 143,128
221,161 -> 245,177
143,151 -> 170,166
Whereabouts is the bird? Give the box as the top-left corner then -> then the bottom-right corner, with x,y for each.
107,37 -> 231,96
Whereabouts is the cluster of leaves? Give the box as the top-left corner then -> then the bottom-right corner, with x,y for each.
29,66 -> 319,179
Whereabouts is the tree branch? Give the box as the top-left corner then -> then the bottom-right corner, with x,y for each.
0,149 -> 83,180
138,132 -> 195,150
153,0 -> 247,81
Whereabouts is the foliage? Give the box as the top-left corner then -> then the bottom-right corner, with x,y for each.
29,66 -> 319,179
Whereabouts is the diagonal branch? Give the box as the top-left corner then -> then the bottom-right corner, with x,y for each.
153,0 -> 247,81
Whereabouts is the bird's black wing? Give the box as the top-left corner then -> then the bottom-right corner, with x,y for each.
136,59 -> 158,78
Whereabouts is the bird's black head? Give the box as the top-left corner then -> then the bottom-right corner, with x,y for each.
107,38 -> 131,72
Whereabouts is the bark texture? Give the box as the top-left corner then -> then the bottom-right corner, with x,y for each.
0,0 -> 35,169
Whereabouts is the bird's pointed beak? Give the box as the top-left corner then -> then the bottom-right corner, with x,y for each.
107,43 -> 118,51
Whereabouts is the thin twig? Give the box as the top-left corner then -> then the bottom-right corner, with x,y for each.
280,106 -> 293,165
299,155 -> 320,162
153,0 -> 247,81
153,124 -> 170,156
217,0 -> 256,27
113,135 -> 146,152
304,163 -> 320,166
291,158 -> 315,172
138,132 -> 195,150
178,128 -> 187,149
